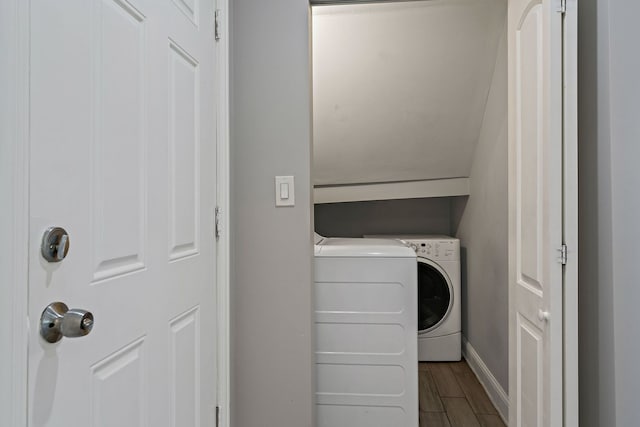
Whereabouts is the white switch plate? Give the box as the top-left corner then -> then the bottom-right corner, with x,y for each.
275,176 -> 295,206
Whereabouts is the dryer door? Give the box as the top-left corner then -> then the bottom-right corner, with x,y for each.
417,258 -> 453,333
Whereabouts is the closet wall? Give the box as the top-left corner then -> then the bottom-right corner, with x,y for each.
312,0 -> 505,187
452,23 -> 508,392
315,197 -> 452,238
578,0 -> 640,425
230,1 -> 314,426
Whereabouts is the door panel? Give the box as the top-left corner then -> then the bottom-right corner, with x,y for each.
92,0 -> 147,281
508,0 -> 564,426
169,307 -> 200,427
91,338 -> 146,427
517,313 -> 543,425
168,40 -> 200,261
28,0 -> 217,426
517,3 -> 543,293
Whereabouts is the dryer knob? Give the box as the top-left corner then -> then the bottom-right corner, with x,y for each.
410,243 -> 418,252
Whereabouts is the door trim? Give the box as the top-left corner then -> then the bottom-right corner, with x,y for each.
562,1 -> 579,425
215,0 -> 231,426
0,0 -> 29,425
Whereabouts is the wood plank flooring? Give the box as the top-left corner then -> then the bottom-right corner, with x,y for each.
419,359 -> 506,427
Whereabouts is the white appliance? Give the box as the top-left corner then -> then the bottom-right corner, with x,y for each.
367,235 -> 461,361
314,236 -> 418,427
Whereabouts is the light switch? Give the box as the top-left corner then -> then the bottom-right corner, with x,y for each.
280,183 -> 289,199
275,176 -> 295,206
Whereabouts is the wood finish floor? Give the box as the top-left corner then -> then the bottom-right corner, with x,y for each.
419,359 -> 506,427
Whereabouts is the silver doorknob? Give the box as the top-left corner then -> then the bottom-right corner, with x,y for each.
40,302 -> 94,343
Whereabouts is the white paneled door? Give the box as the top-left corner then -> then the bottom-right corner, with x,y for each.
508,0 -> 576,426
28,1 -> 218,426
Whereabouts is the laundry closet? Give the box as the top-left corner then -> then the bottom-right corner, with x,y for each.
311,0 -> 509,425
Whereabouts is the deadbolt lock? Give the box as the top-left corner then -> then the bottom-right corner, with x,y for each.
41,226 -> 70,262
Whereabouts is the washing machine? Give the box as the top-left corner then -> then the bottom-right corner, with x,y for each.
367,235 -> 461,361
314,234 -> 419,427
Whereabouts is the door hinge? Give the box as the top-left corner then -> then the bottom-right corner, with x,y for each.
558,244 -> 568,265
558,0 -> 566,14
215,9 -> 221,41
215,405 -> 220,427
215,206 -> 221,240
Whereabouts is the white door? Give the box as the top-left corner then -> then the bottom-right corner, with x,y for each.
28,0 -> 218,426
508,0 -> 575,426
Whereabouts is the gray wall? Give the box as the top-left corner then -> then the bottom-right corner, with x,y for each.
452,23 -> 508,392
579,0 -> 640,425
577,0 -> 616,424
314,197 -> 453,237
0,0 -> 18,424
312,0 -> 505,186
230,1 -> 314,426
608,1 -> 640,424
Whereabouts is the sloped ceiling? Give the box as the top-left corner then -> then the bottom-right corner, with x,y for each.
312,0 -> 506,186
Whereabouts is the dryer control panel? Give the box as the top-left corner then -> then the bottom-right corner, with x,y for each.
364,235 -> 460,261
411,239 -> 459,261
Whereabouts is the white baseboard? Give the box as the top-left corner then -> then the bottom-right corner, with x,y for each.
462,337 -> 509,424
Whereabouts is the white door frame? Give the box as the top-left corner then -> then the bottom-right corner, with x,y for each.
562,0 -> 579,424
215,0 -> 231,426
0,0 -> 30,425
0,0 -> 231,424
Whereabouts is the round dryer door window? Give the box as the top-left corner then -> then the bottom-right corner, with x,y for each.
417,260 -> 452,332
